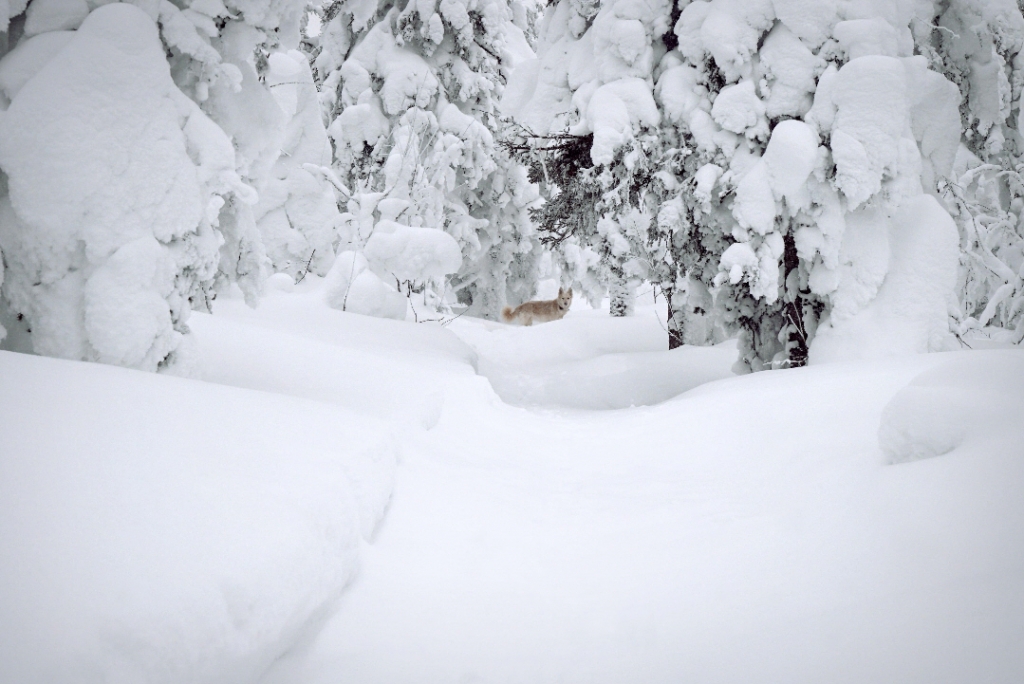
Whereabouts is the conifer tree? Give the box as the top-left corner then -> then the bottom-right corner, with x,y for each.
315,0 -> 542,319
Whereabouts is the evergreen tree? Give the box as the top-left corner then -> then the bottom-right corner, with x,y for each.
928,0 -> 1024,343
509,0 -> 969,370
315,0 -> 543,319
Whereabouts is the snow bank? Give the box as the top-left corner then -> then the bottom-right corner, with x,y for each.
879,350 -> 1024,464
0,349 -> 395,683
450,302 -> 736,409
192,282 -> 481,428
263,330 -> 1024,684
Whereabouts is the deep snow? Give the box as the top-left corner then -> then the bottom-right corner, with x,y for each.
2,278 -> 1023,683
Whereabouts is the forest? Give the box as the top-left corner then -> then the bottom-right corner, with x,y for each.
0,0 -> 1022,681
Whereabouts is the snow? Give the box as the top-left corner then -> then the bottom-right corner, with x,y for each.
758,22 -> 822,118
834,17 -> 900,59
323,250 -> 408,320
655,64 -> 705,125
811,195 -> 960,363
3,0 -> 1024,679
732,159 -> 776,235
239,281 -> 1020,684
710,79 -> 766,136
762,118 -> 820,201
584,78 -> 660,164
0,31 -> 74,104
255,49 -> 340,277
0,347 -> 395,682
903,56 -> 962,184
363,223 -> 463,282
23,0 -> 88,36
0,3 -> 241,370
700,2 -> 763,82
773,0 -> 837,46
879,351 -> 1024,464
3,273 -> 1023,682
830,55 -> 909,208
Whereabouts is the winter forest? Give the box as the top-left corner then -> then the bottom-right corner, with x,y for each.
1,0 -> 1023,679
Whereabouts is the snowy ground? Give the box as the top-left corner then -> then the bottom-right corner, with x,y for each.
2,278 -> 1023,683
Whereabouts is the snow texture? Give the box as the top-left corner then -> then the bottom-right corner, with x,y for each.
811,195 -> 960,362
0,348 -> 395,683
879,351 -> 1024,463
323,250 -> 408,320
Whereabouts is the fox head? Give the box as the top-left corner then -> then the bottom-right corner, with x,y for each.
557,287 -> 573,311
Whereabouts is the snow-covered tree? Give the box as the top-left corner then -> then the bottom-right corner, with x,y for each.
0,3 -> 252,371
927,0 -> 1024,343
509,0 -> 968,370
502,0 -> 670,317
0,0 -> 331,371
313,0 -> 543,320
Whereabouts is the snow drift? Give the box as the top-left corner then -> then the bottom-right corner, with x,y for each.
0,350 -> 395,683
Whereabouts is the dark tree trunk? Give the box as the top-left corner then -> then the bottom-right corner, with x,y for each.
782,233 -> 808,368
665,284 -> 685,349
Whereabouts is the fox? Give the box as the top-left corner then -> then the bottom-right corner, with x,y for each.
501,287 -> 573,326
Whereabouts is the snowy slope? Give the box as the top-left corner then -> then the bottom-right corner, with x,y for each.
0,348 -> 395,683
216,284 -> 1020,684
2,278 -> 1022,684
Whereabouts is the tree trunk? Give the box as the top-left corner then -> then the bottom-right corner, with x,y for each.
665,284 -> 686,349
782,233 -> 808,368
608,277 -> 633,317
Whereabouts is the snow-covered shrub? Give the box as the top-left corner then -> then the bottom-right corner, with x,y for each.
323,250 -> 409,319
0,3 -> 252,371
315,0 -> 543,320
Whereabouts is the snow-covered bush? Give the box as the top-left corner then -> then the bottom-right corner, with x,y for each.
314,0 -> 543,320
509,0 -> 969,368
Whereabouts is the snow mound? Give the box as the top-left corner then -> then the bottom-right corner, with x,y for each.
879,351 -> 1024,464
0,350 -> 395,683
323,251 -> 408,320
450,305 -> 736,409
192,282 -> 481,428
